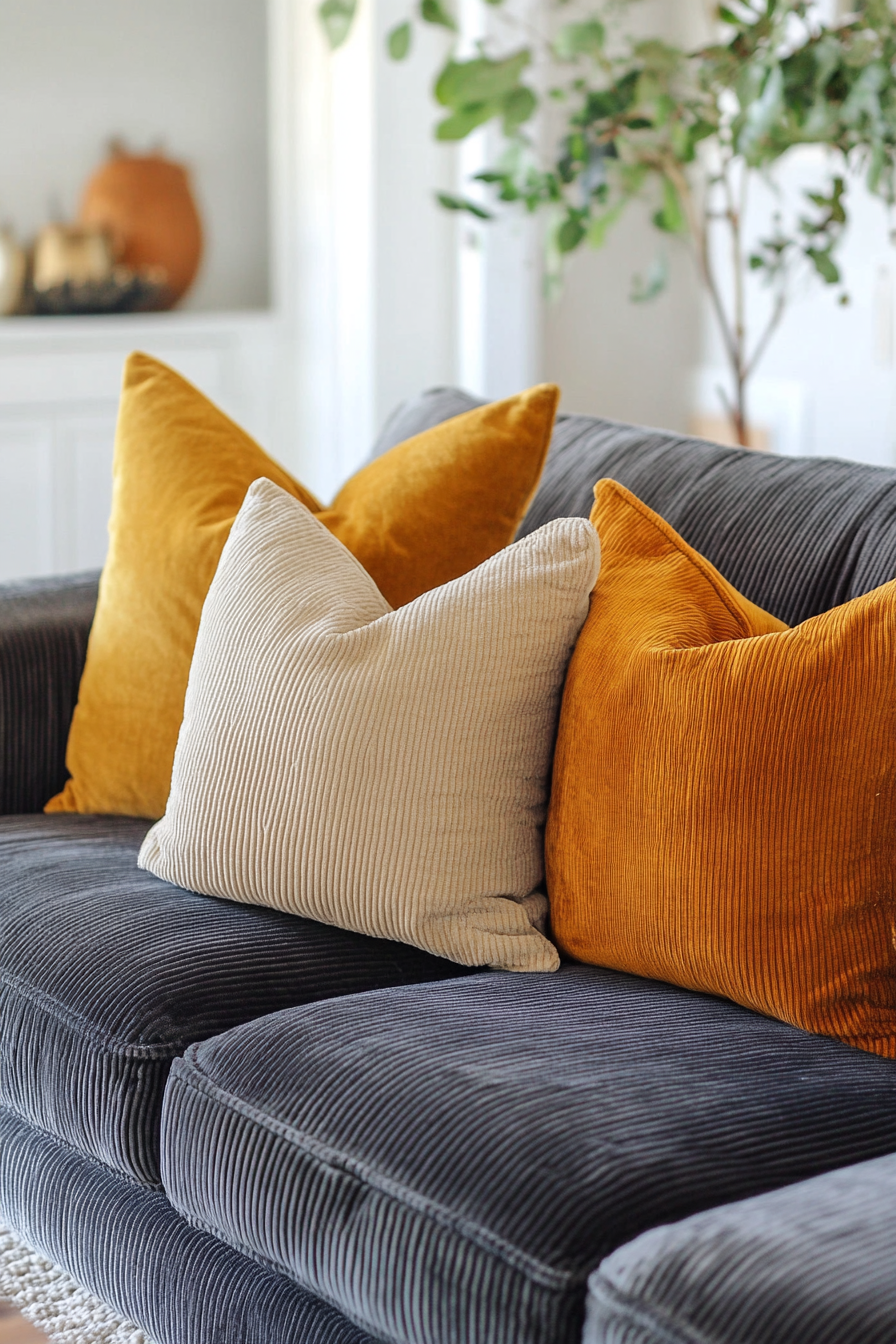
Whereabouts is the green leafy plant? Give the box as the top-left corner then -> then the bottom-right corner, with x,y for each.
320,0 -> 896,445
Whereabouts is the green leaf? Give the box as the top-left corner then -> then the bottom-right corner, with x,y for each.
557,212 -> 587,253
807,248 -> 840,284
678,119 -> 715,163
435,103 -> 498,140
554,19 -> 605,62
618,161 -> 648,195
420,0 -> 456,31
579,70 -> 640,125
435,50 -> 531,109
318,0 -> 357,50
502,85 -> 537,134
387,21 -> 412,60
568,132 -> 587,163
842,62 -> 887,129
806,177 -> 847,225
586,198 -> 626,248
737,63 -> 784,160
482,174 -> 521,202
436,192 -> 494,219
652,177 -> 687,235
630,254 -> 669,303
632,39 -> 681,77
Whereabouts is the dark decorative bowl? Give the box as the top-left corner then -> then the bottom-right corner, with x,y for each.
26,267 -> 171,316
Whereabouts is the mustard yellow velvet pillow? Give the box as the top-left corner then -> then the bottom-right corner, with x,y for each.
48,353 -> 557,819
547,479 -> 896,1059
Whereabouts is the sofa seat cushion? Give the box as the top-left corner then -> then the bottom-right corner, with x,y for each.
0,1106 -> 376,1344
585,1152 -> 896,1344
160,966 -> 896,1344
0,815 -> 468,1187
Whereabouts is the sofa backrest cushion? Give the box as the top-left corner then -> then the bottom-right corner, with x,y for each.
374,389 -> 896,627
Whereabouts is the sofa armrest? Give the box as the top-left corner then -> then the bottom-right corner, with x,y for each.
0,572 -> 99,815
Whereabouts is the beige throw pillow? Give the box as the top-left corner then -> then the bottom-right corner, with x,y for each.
139,479 -> 599,971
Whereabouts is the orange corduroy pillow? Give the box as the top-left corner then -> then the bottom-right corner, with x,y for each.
547,479 -> 896,1059
47,353 -> 557,819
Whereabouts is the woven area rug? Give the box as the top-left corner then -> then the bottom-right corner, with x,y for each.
0,1226 -> 148,1344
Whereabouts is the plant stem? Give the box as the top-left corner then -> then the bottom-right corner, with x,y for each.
744,289 -> 787,382
648,152 -> 741,381
723,154 -> 750,445
666,147 -> 751,447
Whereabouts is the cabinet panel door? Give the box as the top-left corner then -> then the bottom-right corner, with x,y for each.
0,419 -> 53,582
55,412 -> 117,572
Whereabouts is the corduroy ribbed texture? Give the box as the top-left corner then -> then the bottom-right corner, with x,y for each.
10,393 -> 896,825
548,481 -> 896,1057
0,573 -> 98,815
368,387 -> 482,460
140,480 -> 599,971
0,1224 -> 146,1344
0,1106 -> 376,1344
374,388 -> 896,625
48,357 -> 557,820
317,383 -> 558,610
585,1152 -> 896,1344
0,814 -> 470,1186
516,412 -> 896,624
160,967 -> 896,1344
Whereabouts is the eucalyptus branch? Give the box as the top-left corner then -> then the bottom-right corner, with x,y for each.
655,152 -> 740,378
322,0 -> 896,446
744,287 -> 788,383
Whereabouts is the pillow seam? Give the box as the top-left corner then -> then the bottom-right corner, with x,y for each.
600,481 -> 754,638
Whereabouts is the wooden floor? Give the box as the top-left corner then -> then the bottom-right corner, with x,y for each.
0,1304 -> 48,1343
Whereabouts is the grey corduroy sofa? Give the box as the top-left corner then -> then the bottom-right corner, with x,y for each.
2,389 -> 896,1344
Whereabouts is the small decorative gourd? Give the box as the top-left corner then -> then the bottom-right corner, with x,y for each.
0,228 -> 26,315
32,223 -> 114,292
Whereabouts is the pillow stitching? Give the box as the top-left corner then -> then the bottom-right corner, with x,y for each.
597,481 -> 756,639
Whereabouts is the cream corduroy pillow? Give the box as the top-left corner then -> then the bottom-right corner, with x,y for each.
138,479 -> 599,971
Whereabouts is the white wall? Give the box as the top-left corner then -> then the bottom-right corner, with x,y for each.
318,0 -> 543,466
543,219 -> 700,431
373,2 -> 459,431
542,0 -> 702,431
0,0 -> 270,312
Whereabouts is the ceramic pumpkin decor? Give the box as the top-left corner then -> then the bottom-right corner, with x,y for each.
79,142 -> 203,306
32,224 -> 114,292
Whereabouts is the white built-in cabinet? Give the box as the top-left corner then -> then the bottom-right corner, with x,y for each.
0,313 -> 286,582
0,0 -> 296,585
0,409 -> 113,580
